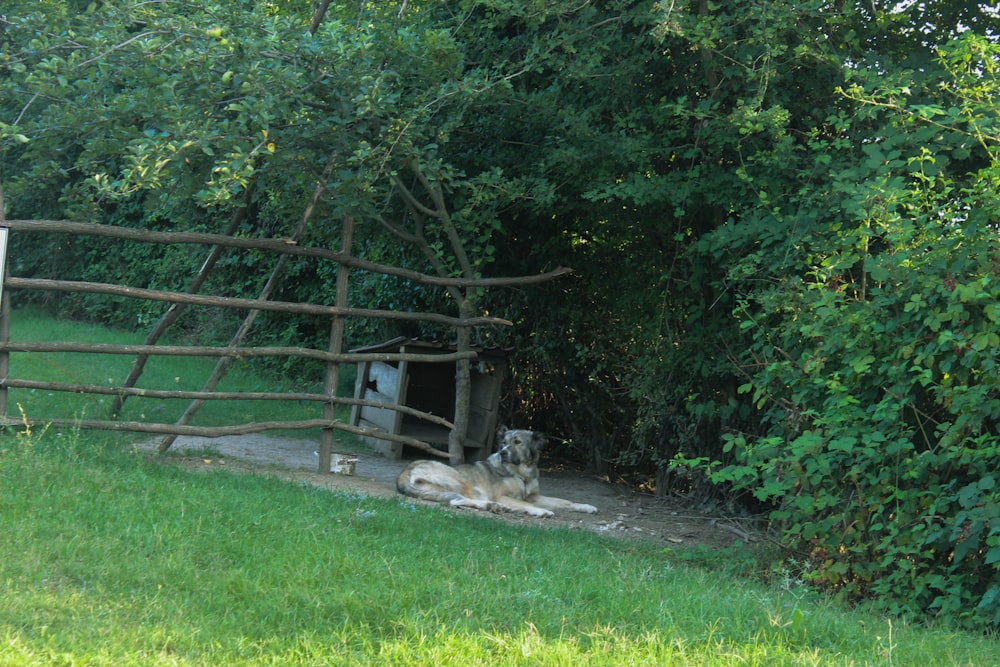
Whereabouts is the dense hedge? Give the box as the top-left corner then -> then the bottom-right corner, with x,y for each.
680,34 -> 1000,629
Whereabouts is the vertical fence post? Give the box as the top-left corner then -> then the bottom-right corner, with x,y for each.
0,179 -> 9,420
0,226 -> 9,421
319,215 -> 354,473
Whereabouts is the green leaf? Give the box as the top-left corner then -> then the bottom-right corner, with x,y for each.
851,354 -> 875,373
986,546 -> 1000,566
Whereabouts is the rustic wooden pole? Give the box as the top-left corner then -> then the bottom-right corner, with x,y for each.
7,277 -> 511,328
0,182 -> 9,422
318,214 -> 354,473
2,213 -> 568,451
448,296 -> 474,464
0,416 -> 449,455
0,340 -> 477,364
112,182 -> 255,416
6,220 -> 573,288
0,376 -> 455,428
158,159 -> 335,452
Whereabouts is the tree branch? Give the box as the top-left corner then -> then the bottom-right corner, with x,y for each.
309,0 -> 334,35
390,174 -> 441,219
408,163 -> 476,279
374,213 -> 421,244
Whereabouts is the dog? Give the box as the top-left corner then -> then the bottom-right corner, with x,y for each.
395,426 -> 598,517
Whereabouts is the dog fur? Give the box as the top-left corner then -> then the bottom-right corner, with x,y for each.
395,426 -> 598,518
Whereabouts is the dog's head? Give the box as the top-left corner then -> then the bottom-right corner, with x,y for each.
493,426 -> 545,467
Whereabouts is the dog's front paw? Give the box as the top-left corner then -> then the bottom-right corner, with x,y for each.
573,503 -> 599,514
528,507 -> 555,518
450,497 -> 490,512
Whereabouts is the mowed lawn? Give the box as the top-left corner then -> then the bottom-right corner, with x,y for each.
0,310 -> 997,665
1,430 -> 997,666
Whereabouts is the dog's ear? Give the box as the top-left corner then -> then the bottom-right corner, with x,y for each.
497,425 -> 509,440
529,430 -> 547,450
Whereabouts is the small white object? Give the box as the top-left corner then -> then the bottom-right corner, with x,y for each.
331,454 -> 358,476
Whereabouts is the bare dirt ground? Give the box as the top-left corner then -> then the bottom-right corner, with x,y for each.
134,433 -> 758,549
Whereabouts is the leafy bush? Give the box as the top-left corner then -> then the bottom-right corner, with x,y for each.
688,35 -> 1000,630
719,234 -> 1000,627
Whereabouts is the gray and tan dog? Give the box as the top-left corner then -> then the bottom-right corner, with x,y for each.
396,426 -> 599,517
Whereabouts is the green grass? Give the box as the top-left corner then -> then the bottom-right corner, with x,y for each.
0,430 -> 997,666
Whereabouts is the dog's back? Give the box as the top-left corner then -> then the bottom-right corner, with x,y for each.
396,459 -> 476,503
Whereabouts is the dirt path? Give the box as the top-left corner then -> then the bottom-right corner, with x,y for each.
134,433 -> 756,549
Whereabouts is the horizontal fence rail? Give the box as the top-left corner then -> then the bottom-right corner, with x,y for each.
7,277 -> 511,327
5,220 -> 570,288
0,340 -> 478,364
0,377 -> 455,429
0,416 -> 453,450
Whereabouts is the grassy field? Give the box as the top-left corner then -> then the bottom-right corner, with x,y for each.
1,310 -> 998,665
1,428 -> 998,666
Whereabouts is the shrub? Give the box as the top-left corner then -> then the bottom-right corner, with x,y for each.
683,35 -> 1000,630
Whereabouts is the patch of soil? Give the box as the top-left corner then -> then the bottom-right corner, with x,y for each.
134,434 -> 757,549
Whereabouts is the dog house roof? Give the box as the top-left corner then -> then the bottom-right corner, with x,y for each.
349,336 -> 512,357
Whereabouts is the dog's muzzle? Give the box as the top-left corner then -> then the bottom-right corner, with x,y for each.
495,446 -> 521,466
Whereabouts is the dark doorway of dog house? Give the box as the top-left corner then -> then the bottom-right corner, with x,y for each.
349,337 -> 510,461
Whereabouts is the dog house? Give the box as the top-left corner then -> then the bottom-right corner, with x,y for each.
349,337 -> 509,461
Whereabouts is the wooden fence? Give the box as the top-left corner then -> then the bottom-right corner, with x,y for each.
0,218 -> 534,471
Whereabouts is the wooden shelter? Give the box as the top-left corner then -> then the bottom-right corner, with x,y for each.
350,337 -> 509,461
